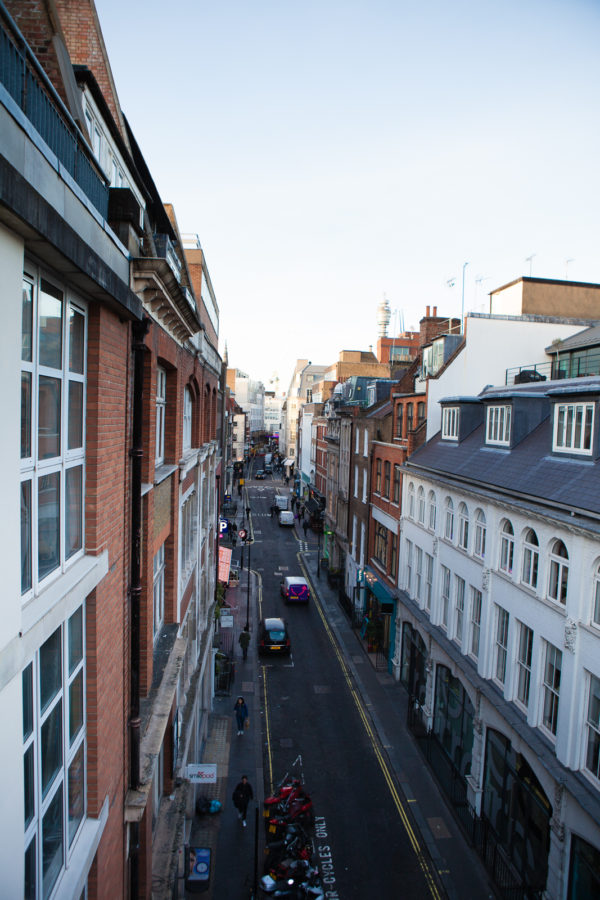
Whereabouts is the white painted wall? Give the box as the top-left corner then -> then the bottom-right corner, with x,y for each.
426,314 -> 586,438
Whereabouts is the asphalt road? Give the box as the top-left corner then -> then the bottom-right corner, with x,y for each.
241,464 -> 443,899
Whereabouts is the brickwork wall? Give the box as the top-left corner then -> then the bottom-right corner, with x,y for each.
85,304 -> 131,899
5,0 -> 69,106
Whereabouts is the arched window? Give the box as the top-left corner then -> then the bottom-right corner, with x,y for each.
521,529 -> 539,590
458,503 -> 469,550
407,482 -> 415,519
593,563 -> 600,628
417,486 -> 425,524
499,520 -> 514,575
474,510 -> 486,559
427,491 -> 437,531
548,539 -> 568,605
444,497 -> 454,541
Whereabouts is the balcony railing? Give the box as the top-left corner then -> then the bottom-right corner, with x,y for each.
506,352 -> 600,385
0,6 -> 109,218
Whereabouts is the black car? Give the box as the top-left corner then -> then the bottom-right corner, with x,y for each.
258,617 -> 291,655
255,469 -> 266,480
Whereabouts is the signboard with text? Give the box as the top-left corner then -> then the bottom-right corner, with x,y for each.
187,764 -> 217,784
218,546 -> 232,583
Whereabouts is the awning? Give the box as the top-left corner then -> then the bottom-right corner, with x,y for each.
282,458 -> 294,466
364,567 -> 396,610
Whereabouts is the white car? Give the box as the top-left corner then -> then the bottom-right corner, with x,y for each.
278,510 -> 295,526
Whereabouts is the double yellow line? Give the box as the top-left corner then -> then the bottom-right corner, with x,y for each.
296,555 -> 442,900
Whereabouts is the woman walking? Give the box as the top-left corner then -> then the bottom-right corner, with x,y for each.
233,696 -> 248,735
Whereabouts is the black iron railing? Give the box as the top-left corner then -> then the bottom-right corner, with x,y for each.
0,7 -> 109,218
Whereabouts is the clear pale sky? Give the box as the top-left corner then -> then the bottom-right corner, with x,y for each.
96,0 -> 600,391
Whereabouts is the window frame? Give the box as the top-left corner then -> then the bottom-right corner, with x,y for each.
427,491 -> 437,532
375,458 -> 382,494
593,564 -> 600,629
440,565 -> 450,629
515,621 -> 533,710
444,497 -> 454,542
553,401 -> 595,455
153,543 -> 165,640
458,502 -> 469,551
486,404 -> 512,446
155,367 -> 167,465
469,587 -> 482,659
183,386 -> 192,452
585,673 -> 600,781
521,529 -> 539,591
494,606 -> 509,687
454,575 -> 465,646
541,641 -> 562,738
499,520 -> 515,577
417,486 -> 425,525
20,267 -> 87,600
547,539 -> 569,606
474,509 -> 486,560
383,461 -> 391,499
442,406 -> 459,440
392,465 -> 401,504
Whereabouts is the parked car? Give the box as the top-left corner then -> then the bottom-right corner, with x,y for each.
255,469 -> 266,480
278,510 -> 295,526
274,495 -> 289,511
258,617 -> 291,655
280,576 -> 310,603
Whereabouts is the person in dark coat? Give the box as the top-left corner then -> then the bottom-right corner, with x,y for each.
232,775 -> 253,826
238,627 -> 250,660
302,518 -> 309,537
233,696 -> 248,735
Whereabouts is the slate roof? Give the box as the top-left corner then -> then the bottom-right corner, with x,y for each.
407,382 -> 600,520
545,324 -> 600,353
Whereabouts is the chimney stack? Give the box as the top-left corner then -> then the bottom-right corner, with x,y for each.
426,305 -> 430,316
433,305 -> 437,316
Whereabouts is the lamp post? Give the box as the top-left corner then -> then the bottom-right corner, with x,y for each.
245,504 -> 251,630
317,529 -> 321,578
460,261 -> 469,335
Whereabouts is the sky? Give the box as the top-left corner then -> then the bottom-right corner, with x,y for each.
96,0 -> 600,392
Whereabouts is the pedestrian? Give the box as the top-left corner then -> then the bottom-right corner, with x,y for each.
231,530 -> 237,548
232,775 -> 253,827
270,503 -> 275,518
233,696 -> 248,735
302,519 -> 308,537
238,626 -> 250,660
291,495 -> 296,511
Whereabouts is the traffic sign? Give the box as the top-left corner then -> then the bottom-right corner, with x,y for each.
238,528 -> 247,541
219,518 -> 228,534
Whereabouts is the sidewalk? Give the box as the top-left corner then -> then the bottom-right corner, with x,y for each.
192,536 -> 495,900
188,566 -> 264,900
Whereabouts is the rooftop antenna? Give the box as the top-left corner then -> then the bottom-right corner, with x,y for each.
525,253 -> 536,276
565,258 -> 574,280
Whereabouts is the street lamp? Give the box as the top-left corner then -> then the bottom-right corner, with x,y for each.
245,505 -> 251,630
317,529 -> 322,578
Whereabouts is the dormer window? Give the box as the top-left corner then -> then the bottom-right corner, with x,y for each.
486,404 -> 512,446
553,401 -> 594,455
442,407 -> 459,440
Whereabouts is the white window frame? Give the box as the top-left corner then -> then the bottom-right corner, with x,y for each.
417,487 -> 426,525
474,510 -> 486,560
441,406 -> 459,439
547,539 -> 569,606
444,497 -> 454,542
180,488 -> 198,587
363,429 -> 368,457
156,367 -> 167,465
499,520 -> 514,576
486,404 -> 512,446
362,469 -> 367,504
153,543 -> 165,639
521,529 -> 539,591
20,267 -> 87,600
23,607 -> 86,899
183,387 -> 192,452
428,491 -> 437,532
406,540 -> 413,594
458,502 -> 469,551
407,482 -> 415,519
541,641 -> 562,738
469,587 -> 482,659
585,673 -> 600,781
593,564 -> 600,629
516,621 -> 533,710
454,576 -> 465,645
354,465 -> 358,498
553,401 -> 595,455
494,606 -> 509,686
415,546 -> 423,601
425,553 -> 433,612
440,566 -> 450,630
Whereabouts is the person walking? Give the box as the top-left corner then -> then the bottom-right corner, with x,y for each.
233,696 -> 248,735
302,518 -> 309,538
232,775 -> 253,827
238,626 -> 250,660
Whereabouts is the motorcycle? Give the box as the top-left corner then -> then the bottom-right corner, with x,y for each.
265,792 -> 315,837
263,776 -> 305,815
264,823 -> 314,874
260,860 -> 324,898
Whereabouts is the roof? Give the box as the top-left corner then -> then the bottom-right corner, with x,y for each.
406,382 -> 600,519
546,324 -> 600,354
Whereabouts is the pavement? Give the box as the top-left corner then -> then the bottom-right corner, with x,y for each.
185,522 -> 496,900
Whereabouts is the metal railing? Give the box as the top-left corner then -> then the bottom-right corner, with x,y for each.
506,352 -> 600,385
0,6 -> 109,217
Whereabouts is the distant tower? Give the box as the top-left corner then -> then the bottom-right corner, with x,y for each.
377,295 -> 391,337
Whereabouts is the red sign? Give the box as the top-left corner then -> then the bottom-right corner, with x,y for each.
218,546 -> 232,583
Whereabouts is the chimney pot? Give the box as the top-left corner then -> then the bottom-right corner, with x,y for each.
433,305 -> 437,316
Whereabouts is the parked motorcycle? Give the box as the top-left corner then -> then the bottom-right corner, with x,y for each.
260,860 -> 324,898
264,823 -> 314,874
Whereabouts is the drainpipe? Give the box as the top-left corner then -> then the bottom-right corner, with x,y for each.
129,317 -> 150,898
